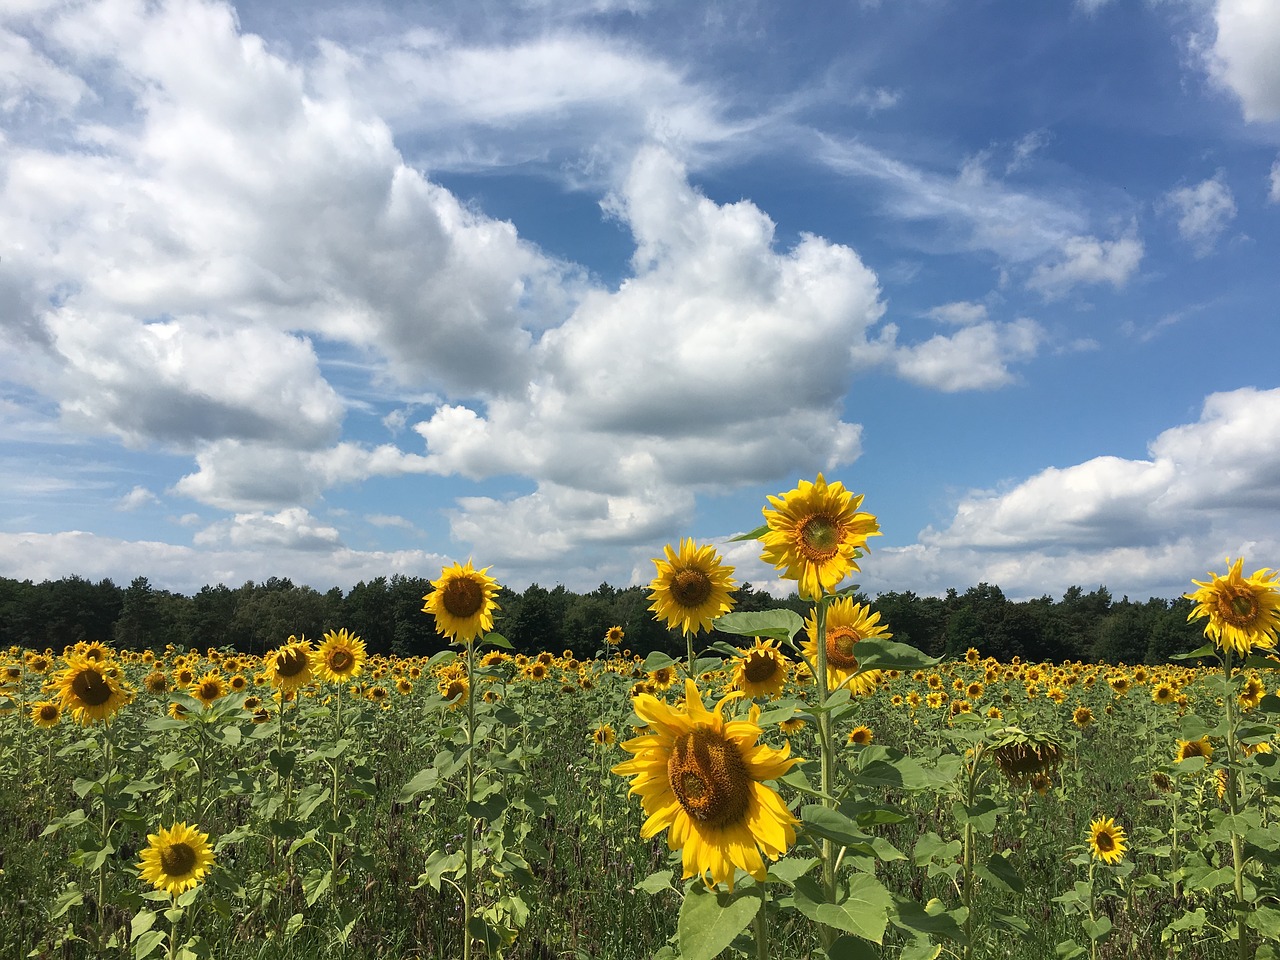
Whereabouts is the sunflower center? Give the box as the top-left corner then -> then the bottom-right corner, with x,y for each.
743,652 -> 779,684
668,727 -> 751,828
670,568 -> 713,609
329,650 -> 355,674
825,627 -> 861,671
276,648 -> 308,678
39,705 -> 59,721
1219,587 -> 1260,627
71,668 -> 113,707
796,514 -> 840,561
441,577 -> 485,619
1094,832 -> 1115,853
160,841 -> 197,877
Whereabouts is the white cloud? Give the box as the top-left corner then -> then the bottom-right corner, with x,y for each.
1166,172 -> 1236,256
117,485 -> 159,511
1026,231 -> 1143,298
194,507 -> 343,551
0,25 -> 87,112
365,513 -> 420,532
872,319 -> 1043,392
1270,157 -> 1280,203
1005,129 -> 1051,174
925,301 -> 988,326
1205,0 -> 1280,122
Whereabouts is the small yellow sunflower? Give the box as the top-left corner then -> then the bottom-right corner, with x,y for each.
647,539 -> 737,636
1239,673 -> 1265,710
592,723 -> 616,747
190,671 -> 227,708
312,629 -> 367,684
30,699 -> 62,729
1187,557 -> 1280,657
1072,705 -> 1094,729
137,822 -> 216,896
1176,737 -> 1214,764
1087,816 -> 1126,865
53,655 -> 133,725
802,599 -> 887,695
612,679 -> 800,890
266,636 -> 314,694
759,474 -> 880,600
605,625 -> 625,646
847,725 -> 874,747
423,560 -> 501,644
731,639 -> 790,700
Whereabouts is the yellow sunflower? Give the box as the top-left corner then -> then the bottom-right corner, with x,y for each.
1151,682 -> 1177,705
1176,737 -> 1214,764
190,671 -> 227,708
423,560 -> 501,644
137,822 -> 216,896
266,636 -> 314,694
53,655 -> 133,725
1239,674 -> 1266,710
592,723 -> 617,747
759,474 -> 880,600
1087,816 -> 1126,865
30,699 -> 62,729
647,539 -> 737,636
730,639 -> 790,700
612,679 -> 800,890
312,629 -> 367,684
847,725 -> 874,747
605,625 -> 625,646
1072,705 -> 1094,729
1186,557 -> 1280,657
802,599 -> 887,695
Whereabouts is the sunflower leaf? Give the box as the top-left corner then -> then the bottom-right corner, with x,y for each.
729,524 -> 770,542
642,652 -> 678,673
846,637 -> 939,672
480,632 -> 513,649
676,882 -> 762,960
1171,642 -> 1217,661
792,874 -> 892,943
712,610 -> 805,643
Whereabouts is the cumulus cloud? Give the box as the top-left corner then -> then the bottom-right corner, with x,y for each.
1026,231 -> 1143,299
1166,173 -> 1236,256
925,301 -> 988,326
117,486 -> 159,511
1205,0 -> 1280,122
1270,157 -> 1280,202
873,319 -> 1043,392
194,507 -> 343,551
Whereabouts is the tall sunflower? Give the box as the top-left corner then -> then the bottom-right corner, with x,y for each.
801,599 -> 887,695
312,629 -> 367,684
1087,816 -> 1126,865
137,822 -> 216,896
53,654 -> 133,725
730,639 -> 790,700
612,679 -> 800,890
266,636 -> 314,694
423,560 -> 501,644
760,474 -> 880,600
604,625 -> 625,646
190,670 -> 227,708
647,539 -> 737,636
1186,557 -> 1280,657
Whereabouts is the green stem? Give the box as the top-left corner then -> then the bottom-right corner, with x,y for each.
754,882 -> 770,960
1221,650 -> 1249,960
814,595 -> 837,951
463,642 -> 477,960
330,684 -> 342,893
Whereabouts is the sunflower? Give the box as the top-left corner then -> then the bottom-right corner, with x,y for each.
190,671 -> 227,708
423,560 -> 501,644
312,629 -> 367,684
396,678 -> 414,696
1151,682 -> 1177,705
592,723 -> 617,747
612,680 -> 800,890
777,717 -> 806,736
1087,816 -> 1126,865
439,675 -> 470,709
647,539 -> 737,636
266,637 -> 314,694
1186,558 -> 1280,657
605,626 -> 625,646
802,599 -> 887,695
966,681 -> 985,700
847,725 -> 874,747
1176,737 -> 1214,764
648,665 -> 678,691
731,639 -> 790,700
30,699 -> 62,729
1072,705 -> 1094,729
759,474 -> 880,600
1239,673 -> 1266,710
137,822 -> 216,896
53,655 -> 133,725
143,670 -> 168,695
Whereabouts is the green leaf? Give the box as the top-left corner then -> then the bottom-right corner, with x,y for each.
889,896 -> 966,941
1081,915 -> 1112,942
712,610 -> 805,643
1171,642 -> 1218,661
635,871 -> 674,895
729,524 -> 769,542
1055,940 -> 1086,960
675,882 -> 762,960
132,930 -> 166,960
792,874 -> 892,943
977,852 -> 1024,894
642,651 -> 678,673
847,637 -> 939,672
765,856 -> 819,886
825,935 -> 882,960
801,805 -> 873,851
913,832 -> 962,867
481,632 -> 513,649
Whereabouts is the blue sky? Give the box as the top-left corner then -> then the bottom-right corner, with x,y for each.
2,0 -> 1279,602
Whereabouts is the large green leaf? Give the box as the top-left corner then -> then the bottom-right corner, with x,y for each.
849,637 -> 939,672
712,610 -> 805,643
675,882 -> 762,960
792,874 -> 892,943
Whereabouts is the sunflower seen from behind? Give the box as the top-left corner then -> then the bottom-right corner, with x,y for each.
802,598 -> 887,695
612,679 -> 800,890
423,560 -> 501,644
760,474 -> 880,600
312,629 -> 366,685
1186,557 -> 1280,657
647,539 -> 736,636
137,822 -> 216,897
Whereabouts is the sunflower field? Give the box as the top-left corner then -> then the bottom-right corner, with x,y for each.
3,476 -> 1280,960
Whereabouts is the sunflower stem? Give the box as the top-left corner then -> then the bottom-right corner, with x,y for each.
1221,649 -> 1250,960
753,881 -> 769,960
463,640 -> 477,960
813,594 -> 837,951
329,683 -> 343,896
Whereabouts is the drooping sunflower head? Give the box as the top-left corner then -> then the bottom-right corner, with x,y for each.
801,598 -> 887,695
1176,736 -> 1214,765
137,822 -> 216,896
730,639 -> 790,701
312,629 -> 367,684
423,560 -> 502,644
54,655 -> 133,726
1087,816 -> 1126,865
266,637 -> 314,693
759,474 -> 880,600
143,671 -> 168,695
1239,673 -> 1266,710
611,679 -> 801,890
647,539 -> 737,637
1187,557 -> 1280,657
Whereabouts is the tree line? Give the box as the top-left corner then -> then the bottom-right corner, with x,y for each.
0,572 -> 1208,665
